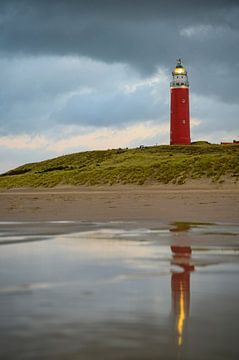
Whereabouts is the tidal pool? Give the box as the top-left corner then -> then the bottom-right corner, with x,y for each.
0,221 -> 239,359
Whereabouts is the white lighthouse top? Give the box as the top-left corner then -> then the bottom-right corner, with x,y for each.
171,59 -> 189,88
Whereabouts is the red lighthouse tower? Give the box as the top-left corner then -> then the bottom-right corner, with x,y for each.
170,59 -> 191,145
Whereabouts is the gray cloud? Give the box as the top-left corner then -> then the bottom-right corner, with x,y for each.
0,54 -> 171,135
52,84 -> 167,127
0,1 -> 238,102
0,1 -> 238,107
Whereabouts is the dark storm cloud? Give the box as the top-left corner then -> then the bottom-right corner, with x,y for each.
0,0 -> 239,102
1,1 -> 238,60
0,0 -> 238,134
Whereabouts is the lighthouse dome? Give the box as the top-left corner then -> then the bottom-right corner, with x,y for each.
172,59 -> 187,75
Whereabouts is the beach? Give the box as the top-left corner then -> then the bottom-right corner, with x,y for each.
1,184 -> 239,359
0,183 -> 238,223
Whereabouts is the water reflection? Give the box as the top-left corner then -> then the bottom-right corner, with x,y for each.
171,245 -> 194,347
0,221 -> 239,359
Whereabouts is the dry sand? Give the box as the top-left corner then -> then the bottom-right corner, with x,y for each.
0,182 -> 238,223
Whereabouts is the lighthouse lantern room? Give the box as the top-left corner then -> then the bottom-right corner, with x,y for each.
170,59 -> 191,145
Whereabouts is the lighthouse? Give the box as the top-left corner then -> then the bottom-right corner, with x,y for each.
170,59 -> 191,145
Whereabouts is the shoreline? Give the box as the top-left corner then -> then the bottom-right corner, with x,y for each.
0,183 -> 238,223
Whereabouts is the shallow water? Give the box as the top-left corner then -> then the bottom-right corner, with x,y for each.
0,221 -> 239,360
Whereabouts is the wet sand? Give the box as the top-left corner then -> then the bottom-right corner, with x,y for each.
0,220 -> 239,360
0,184 -> 238,223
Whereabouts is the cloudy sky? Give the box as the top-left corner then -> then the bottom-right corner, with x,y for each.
0,0 -> 238,172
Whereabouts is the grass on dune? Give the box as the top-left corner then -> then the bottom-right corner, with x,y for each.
0,144 -> 238,188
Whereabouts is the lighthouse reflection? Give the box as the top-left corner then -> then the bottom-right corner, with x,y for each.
171,245 -> 195,347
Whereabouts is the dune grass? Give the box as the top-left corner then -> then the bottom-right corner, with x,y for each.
0,144 -> 238,188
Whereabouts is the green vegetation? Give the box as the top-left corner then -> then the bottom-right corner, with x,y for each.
0,144 -> 238,188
